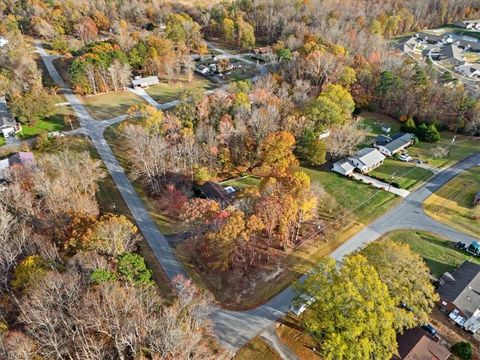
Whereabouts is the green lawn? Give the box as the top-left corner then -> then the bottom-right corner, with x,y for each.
83,91 -> 146,120
424,166 -> 480,238
302,166 -> 398,225
220,175 -> 261,189
385,230 -> 480,277
370,159 -> 433,189
18,105 -> 76,139
145,77 -> 214,103
408,134 -> 480,168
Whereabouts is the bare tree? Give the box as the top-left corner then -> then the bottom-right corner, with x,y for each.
328,121 -> 366,159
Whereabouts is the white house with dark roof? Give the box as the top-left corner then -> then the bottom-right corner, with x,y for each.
374,133 -> 416,157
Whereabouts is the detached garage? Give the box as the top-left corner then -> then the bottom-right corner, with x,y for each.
332,159 -> 355,176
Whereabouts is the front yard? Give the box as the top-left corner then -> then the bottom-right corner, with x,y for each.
424,166 -> 480,238
83,91 -> 147,120
144,76 -> 214,103
370,158 -> 433,190
385,230 -> 480,277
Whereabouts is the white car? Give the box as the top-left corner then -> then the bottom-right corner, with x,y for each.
290,294 -> 316,316
398,153 -> 412,162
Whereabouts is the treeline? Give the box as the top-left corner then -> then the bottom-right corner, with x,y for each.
0,140 -> 219,359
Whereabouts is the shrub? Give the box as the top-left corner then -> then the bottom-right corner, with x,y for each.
90,268 -> 117,284
401,117 -> 416,133
117,253 -> 153,285
452,341 -> 472,360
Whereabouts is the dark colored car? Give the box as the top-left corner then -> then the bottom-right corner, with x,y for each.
422,323 -> 437,337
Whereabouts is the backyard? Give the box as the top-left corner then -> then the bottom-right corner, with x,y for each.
370,158 -> 433,190
83,91 -> 146,120
384,230 -> 480,277
424,166 -> 480,238
145,76 -> 214,103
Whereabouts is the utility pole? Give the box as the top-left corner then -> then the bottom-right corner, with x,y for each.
388,172 -> 396,192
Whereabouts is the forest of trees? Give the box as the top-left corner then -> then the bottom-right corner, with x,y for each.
0,141 -> 219,359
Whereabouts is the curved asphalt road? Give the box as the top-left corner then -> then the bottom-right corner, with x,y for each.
36,41 -> 480,355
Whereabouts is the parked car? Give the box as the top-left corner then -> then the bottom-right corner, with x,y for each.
398,153 -> 412,162
455,241 -> 467,250
422,323 -> 437,337
290,294 -> 316,316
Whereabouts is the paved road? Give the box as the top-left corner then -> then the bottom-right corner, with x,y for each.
35,42 -> 188,281
36,41 -> 480,355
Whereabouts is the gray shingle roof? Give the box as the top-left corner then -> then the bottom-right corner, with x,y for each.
0,96 -> 16,128
382,133 -> 415,153
440,44 -> 464,61
349,148 -> 385,168
438,261 -> 480,318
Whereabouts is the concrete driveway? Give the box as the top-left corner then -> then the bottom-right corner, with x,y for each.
351,173 -> 410,197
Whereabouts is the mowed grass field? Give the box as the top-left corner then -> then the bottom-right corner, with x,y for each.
83,91 -> 146,120
385,230 -> 480,277
145,76 -> 214,103
370,158 -> 433,190
424,166 -> 480,238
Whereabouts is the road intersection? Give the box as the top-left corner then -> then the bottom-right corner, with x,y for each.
36,41 -> 480,355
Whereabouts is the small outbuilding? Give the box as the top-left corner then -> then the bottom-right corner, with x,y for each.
132,75 -> 160,88
332,159 -> 355,177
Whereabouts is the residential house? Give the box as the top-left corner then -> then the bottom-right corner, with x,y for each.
347,147 -> 385,174
455,20 -> 480,30
197,181 -> 234,206
332,159 -> 356,177
473,191 -> 480,206
438,45 -> 465,66
438,261 -> 480,333
455,63 -> 480,78
454,40 -> 480,52
131,75 -> 160,88
415,32 -> 446,45
395,37 -> 420,52
374,133 -> 416,157
393,327 -> 450,360
0,96 -> 20,137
